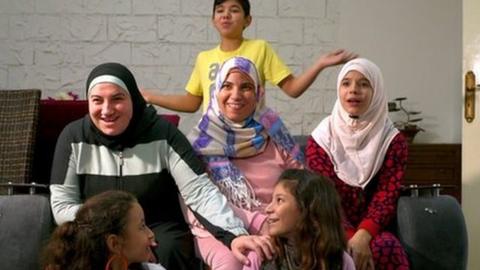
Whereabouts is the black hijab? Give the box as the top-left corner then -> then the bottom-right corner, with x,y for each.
85,62 -> 156,150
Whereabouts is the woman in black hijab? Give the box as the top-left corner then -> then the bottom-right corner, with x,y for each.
49,63 -> 274,270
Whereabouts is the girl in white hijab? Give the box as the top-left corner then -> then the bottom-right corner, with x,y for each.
306,58 -> 409,270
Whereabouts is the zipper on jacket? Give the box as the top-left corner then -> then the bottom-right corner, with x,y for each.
119,151 -> 124,177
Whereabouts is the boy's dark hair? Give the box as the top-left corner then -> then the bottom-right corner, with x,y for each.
213,0 -> 251,17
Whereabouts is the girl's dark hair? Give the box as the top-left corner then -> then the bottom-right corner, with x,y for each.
213,0 -> 251,17
276,169 -> 346,270
41,190 -> 138,270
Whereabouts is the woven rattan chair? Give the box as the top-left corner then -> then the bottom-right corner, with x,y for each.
0,89 -> 41,191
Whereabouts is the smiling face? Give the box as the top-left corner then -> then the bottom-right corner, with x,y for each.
339,70 -> 374,117
88,83 -> 133,136
119,202 -> 155,263
265,182 -> 301,241
217,69 -> 257,123
212,0 -> 251,39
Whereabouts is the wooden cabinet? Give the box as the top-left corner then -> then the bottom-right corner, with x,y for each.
404,144 -> 462,203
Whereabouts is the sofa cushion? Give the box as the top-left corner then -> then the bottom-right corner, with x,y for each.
0,194 -> 53,270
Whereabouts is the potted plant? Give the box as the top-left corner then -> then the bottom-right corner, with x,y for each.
388,97 -> 424,143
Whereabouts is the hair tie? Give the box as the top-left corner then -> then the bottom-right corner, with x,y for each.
73,220 -> 92,233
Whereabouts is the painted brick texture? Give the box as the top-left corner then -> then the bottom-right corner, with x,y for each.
0,0 -> 338,134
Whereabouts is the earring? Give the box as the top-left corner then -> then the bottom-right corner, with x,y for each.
104,254 -> 128,270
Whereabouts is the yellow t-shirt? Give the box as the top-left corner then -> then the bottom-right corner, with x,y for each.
185,39 -> 292,111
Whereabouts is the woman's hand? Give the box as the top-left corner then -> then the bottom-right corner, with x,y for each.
231,235 -> 275,266
348,229 -> 375,270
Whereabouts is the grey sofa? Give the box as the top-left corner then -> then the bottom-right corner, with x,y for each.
0,192 -> 54,270
0,135 -> 468,270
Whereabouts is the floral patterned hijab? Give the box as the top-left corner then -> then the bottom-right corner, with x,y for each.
188,56 -> 303,209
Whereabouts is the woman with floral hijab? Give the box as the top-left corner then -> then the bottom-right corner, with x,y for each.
186,56 -> 304,270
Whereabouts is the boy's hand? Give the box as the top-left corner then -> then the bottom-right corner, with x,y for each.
320,49 -> 358,68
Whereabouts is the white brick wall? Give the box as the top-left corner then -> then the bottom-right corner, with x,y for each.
0,0 -> 335,134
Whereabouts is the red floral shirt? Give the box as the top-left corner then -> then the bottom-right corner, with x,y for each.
306,133 -> 408,239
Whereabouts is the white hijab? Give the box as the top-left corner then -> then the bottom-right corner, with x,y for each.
311,58 -> 399,189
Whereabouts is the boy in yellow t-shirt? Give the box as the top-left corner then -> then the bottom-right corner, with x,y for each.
142,0 -> 356,113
